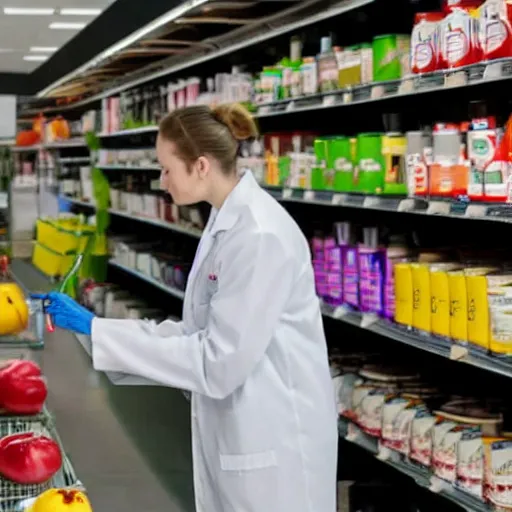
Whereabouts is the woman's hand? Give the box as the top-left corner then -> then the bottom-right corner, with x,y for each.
31,292 -> 95,335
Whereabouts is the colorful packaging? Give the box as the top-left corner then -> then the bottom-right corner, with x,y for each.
448,270 -> 469,343
412,263 -> 432,332
456,428 -> 483,498
479,0 -> 512,61
354,133 -> 385,194
394,402 -> 430,456
468,119 -> 502,201
431,263 -> 463,338
330,137 -> 354,192
381,396 -> 415,450
438,3 -> 482,69
343,246 -> 360,309
382,133 -> 408,195
312,138 -> 328,190
484,437 -> 512,508
324,236 -> 344,306
372,34 -> 411,81
312,236 -> 327,299
411,12 -> 445,74
383,245 -> 411,320
394,262 -> 414,327
488,273 -> 512,355
410,409 -> 437,466
432,419 -> 463,482
358,246 -> 385,314
406,130 -> 433,197
429,128 -> 469,198
465,267 -> 500,351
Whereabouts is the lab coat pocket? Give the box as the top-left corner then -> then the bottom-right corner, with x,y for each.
218,452 -> 279,511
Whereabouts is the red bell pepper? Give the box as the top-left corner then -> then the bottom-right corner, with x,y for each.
0,432 -> 62,484
0,360 -> 42,381
1,376 -> 47,414
0,360 -> 47,415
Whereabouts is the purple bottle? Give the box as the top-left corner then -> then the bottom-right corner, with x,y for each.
311,234 -> 327,300
358,227 -> 385,315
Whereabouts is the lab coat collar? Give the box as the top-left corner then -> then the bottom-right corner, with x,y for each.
209,170 -> 256,236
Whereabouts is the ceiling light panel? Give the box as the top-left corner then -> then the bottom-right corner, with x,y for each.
50,22 -> 87,30
60,8 -> 102,16
4,7 -> 55,15
30,47 -> 58,52
24,55 -> 48,61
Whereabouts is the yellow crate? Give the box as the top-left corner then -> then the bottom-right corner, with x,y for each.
32,242 -> 74,278
36,218 -> 94,254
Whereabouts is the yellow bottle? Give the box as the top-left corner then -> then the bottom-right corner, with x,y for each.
430,264 -> 462,338
394,263 -> 413,327
465,268 -> 498,351
412,263 -> 431,332
448,270 -> 469,343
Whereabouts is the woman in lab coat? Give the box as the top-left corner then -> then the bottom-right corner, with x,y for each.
36,103 -> 338,512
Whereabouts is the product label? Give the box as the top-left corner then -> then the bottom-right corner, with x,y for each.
480,0 -> 508,54
360,391 -> 386,437
488,440 -> 512,507
359,251 -> 384,314
335,157 -> 353,172
432,421 -> 460,482
394,407 -> 420,455
411,413 -> 437,466
411,21 -> 438,71
456,429 -> 483,498
343,249 -> 359,308
359,158 -> 382,172
440,11 -> 472,65
381,397 -> 409,446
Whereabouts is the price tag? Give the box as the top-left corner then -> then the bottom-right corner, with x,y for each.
465,204 -> 488,218
397,78 -> 414,95
371,85 -> 385,99
450,344 -> 469,361
286,101 -> 296,112
398,198 -> 418,212
444,71 -> 467,88
363,196 -> 381,209
257,105 -> 271,115
426,201 -> 451,216
331,193 -> 345,205
282,188 -> 293,199
346,422 -> 359,442
361,313 -> 378,329
484,61 -> 503,80
322,95 -> 336,107
304,190 -> 315,201
377,444 -> 392,461
342,91 -> 353,104
333,306 -> 349,319
429,475 -> 450,493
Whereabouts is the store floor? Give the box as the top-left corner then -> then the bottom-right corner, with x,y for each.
12,260 -> 196,512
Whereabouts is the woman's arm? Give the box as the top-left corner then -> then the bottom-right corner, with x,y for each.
91,231 -> 294,399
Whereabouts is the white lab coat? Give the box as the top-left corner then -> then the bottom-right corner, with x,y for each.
91,171 -> 338,512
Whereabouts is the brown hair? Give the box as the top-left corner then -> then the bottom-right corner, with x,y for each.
159,103 -> 258,174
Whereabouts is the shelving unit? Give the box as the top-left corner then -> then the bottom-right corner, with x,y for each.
19,0 -> 512,509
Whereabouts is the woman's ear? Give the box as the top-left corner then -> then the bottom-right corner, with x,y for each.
196,156 -> 211,179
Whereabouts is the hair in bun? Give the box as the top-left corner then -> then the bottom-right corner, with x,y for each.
159,103 -> 259,176
212,103 -> 258,141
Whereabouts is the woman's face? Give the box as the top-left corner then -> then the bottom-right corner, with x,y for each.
156,135 -> 208,205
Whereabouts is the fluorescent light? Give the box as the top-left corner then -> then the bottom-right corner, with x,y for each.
37,0 -> 209,98
60,8 -> 102,15
49,22 -> 86,29
4,7 -> 55,15
24,55 -> 49,61
30,47 -> 58,53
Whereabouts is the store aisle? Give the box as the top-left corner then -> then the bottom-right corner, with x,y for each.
12,259 -> 196,512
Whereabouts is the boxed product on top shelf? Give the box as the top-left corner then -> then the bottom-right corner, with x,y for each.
314,222 -> 512,357
329,353 -> 512,508
411,0 -> 512,75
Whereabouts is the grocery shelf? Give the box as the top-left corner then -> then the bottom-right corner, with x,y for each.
36,0 -> 374,114
338,417 -> 490,512
99,126 -> 158,139
97,163 -> 160,171
108,260 -> 186,300
11,139 -> 87,153
255,58 -> 512,119
263,186 -> 512,223
61,196 -> 202,239
321,302 -> 512,379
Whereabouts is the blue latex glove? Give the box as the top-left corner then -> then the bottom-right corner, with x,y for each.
31,292 -> 95,335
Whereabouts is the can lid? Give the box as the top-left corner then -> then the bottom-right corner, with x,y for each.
373,34 -> 396,40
